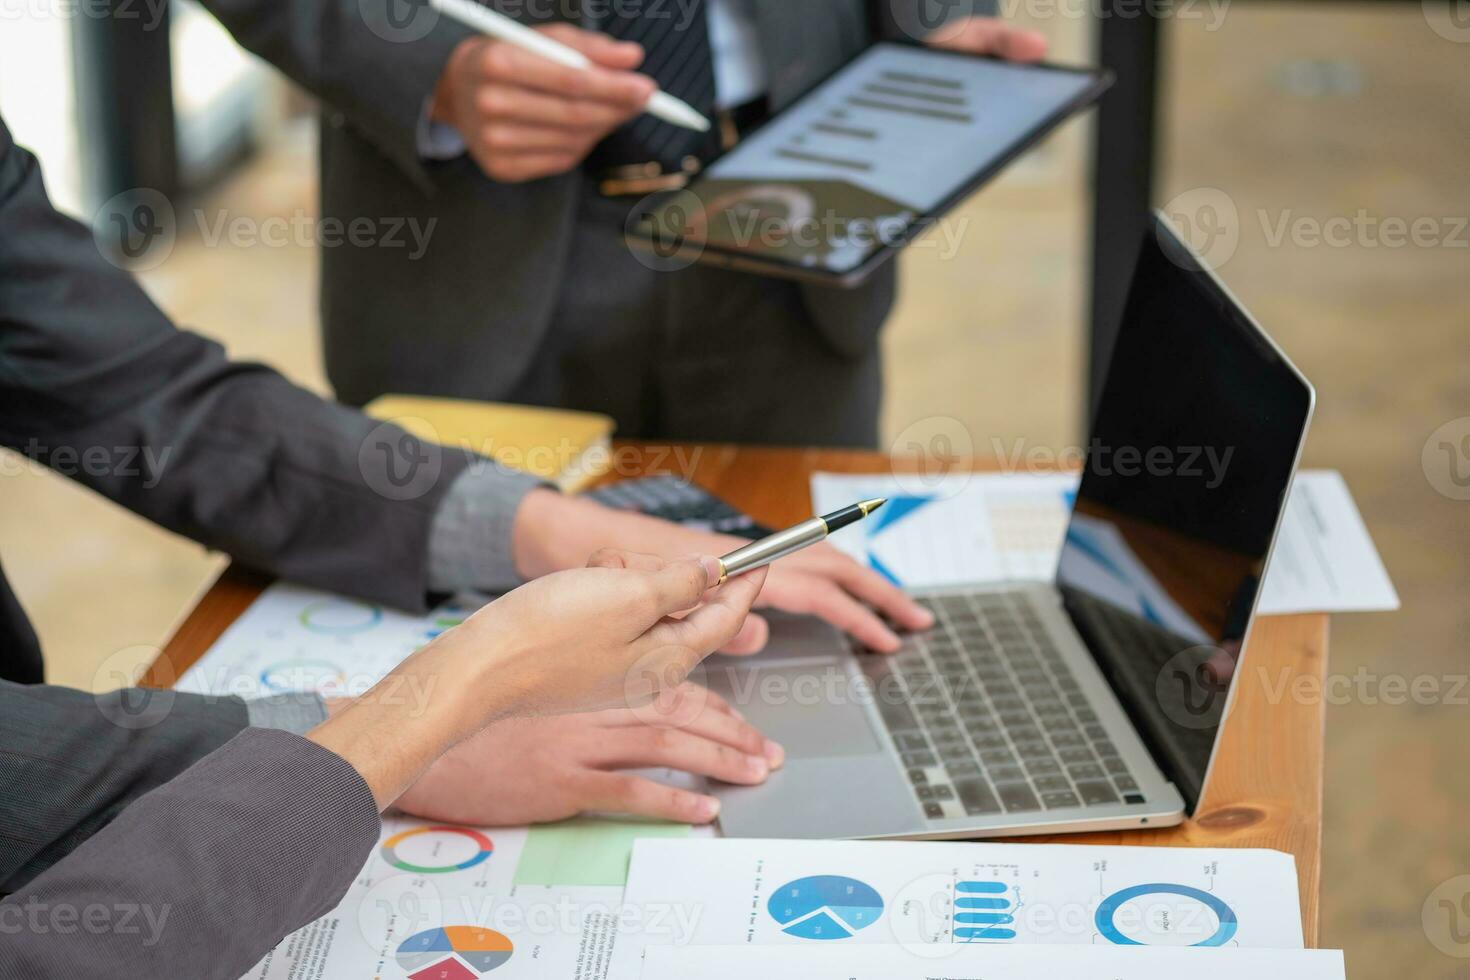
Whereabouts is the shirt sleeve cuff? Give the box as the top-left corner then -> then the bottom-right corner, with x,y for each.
427,463 -> 549,595
417,96 -> 469,161
246,693 -> 330,735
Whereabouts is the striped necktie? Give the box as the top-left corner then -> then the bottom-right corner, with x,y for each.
592,0 -> 717,170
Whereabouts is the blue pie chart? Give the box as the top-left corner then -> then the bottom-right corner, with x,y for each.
768,875 -> 884,940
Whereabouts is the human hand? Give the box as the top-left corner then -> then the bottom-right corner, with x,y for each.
393,683 -> 783,826
430,26 -> 656,183
308,550 -> 764,810
922,16 -> 1049,62
445,549 -> 768,718
512,490 -> 934,654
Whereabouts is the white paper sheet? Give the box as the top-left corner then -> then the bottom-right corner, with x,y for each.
179,586 -> 711,980
810,469 -> 1397,615
231,815 -> 709,980
610,838 -> 1304,979
175,583 -> 490,698
641,944 -> 1347,980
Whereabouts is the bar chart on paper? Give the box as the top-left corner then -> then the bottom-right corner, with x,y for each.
953,879 -> 1016,942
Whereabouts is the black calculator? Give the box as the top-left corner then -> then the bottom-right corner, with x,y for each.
588,477 -> 772,540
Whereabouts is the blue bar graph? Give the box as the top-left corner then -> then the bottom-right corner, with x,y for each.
954,880 -> 1016,943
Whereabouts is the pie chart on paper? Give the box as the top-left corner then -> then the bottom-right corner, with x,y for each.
395,926 -> 513,979
767,875 -> 885,940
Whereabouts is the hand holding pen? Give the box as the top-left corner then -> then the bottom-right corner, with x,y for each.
426,0 -> 708,185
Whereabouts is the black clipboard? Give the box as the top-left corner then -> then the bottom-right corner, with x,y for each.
627,42 -> 1114,288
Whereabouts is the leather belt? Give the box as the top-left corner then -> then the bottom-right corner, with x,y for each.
595,97 -> 767,198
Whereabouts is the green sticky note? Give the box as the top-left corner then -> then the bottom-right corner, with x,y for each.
512,817 -> 690,888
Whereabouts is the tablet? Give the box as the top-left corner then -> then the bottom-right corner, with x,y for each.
628,43 -> 1113,287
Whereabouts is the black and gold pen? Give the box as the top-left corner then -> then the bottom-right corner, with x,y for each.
715,498 -> 886,584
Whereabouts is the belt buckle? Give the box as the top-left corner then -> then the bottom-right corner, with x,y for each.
598,157 -> 702,198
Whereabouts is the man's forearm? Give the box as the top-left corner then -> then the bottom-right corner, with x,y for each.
0,729 -> 380,979
0,117 -> 542,613
196,0 -> 472,188
0,682 -> 248,891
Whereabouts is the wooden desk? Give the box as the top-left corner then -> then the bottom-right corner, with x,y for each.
147,444 -> 1327,944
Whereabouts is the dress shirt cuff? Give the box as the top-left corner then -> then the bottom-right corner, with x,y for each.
246,693 -> 330,735
427,463 -> 548,595
417,96 -> 469,161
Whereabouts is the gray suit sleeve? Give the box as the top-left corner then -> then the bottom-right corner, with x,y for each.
0,115 -> 517,613
196,0 -> 473,188
0,728 -> 380,979
0,681 -> 249,892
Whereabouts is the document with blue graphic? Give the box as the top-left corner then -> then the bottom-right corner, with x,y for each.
640,943 -> 1346,980
810,469 -> 1397,615
610,838 -> 1304,979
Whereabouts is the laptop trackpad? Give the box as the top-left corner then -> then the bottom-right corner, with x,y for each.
702,661 -> 884,759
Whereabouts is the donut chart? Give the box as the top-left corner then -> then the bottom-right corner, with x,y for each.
298,598 -> 383,635
258,657 -> 346,694
381,826 -> 493,874
1095,883 -> 1238,947
396,926 -> 513,977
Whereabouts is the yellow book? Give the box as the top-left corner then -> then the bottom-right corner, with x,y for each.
364,395 -> 615,493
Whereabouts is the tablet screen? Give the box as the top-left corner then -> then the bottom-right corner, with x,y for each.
642,44 -> 1106,279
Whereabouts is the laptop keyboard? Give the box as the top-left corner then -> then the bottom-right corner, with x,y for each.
857,591 -> 1147,822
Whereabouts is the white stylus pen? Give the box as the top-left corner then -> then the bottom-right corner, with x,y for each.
429,0 -> 712,133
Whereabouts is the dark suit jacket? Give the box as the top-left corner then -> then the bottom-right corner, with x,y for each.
0,702 -> 380,978
199,0 -> 989,405
0,117 -> 471,686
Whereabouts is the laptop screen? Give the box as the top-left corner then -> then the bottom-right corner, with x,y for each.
1056,216 -> 1313,812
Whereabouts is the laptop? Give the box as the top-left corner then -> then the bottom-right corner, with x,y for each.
704,214 -> 1315,839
